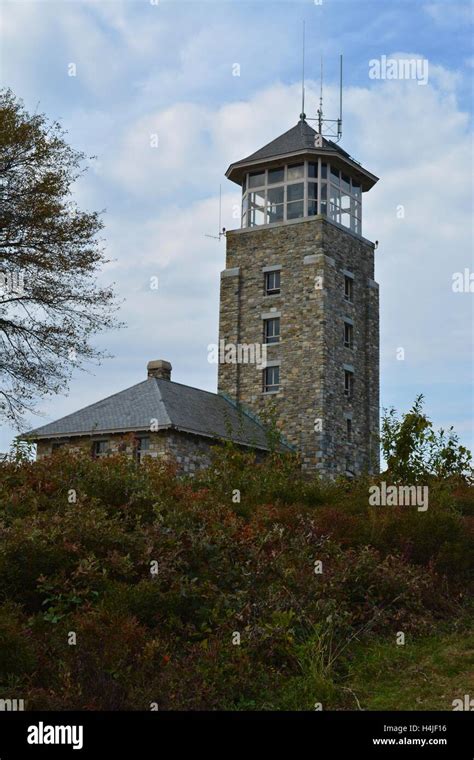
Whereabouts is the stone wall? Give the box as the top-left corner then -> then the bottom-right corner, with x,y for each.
218,214 -> 379,476
36,429 -> 215,475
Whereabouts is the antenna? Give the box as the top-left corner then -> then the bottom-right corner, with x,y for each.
204,185 -> 226,241
338,53 -> 343,141
317,56 -> 323,134
307,54 -> 344,143
300,20 -> 306,119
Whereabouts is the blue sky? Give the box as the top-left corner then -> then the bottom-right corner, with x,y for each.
1,0 -> 473,454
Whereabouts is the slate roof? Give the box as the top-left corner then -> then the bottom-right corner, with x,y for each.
239,120 -> 352,164
225,119 -> 378,191
25,377 -> 283,451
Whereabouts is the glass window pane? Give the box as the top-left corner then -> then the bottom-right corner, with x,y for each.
352,199 -> 361,219
341,211 -> 351,229
321,163 -> 327,179
330,165 -> 340,182
341,191 -> 351,212
268,186 -> 284,204
287,182 -> 304,201
249,189 -> 265,204
329,185 -> 340,207
264,365 -> 280,392
267,204 -> 283,224
265,270 -> 281,294
308,162 -> 318,178
264,317 -> 280,344
308,200 -> 318,216
249,189 -> 265,226
287,163 -> 304,180
242,176 -> 247,192
308,181 -> 318,200
287,201 -> 304,219
248,171 -> 265,188
329,185 -> 340,223
268,167 -> 284,184
351,180 -> 361,197
341,173 -> 351,193
250,208 -> 265,226
320,184 -> 327,216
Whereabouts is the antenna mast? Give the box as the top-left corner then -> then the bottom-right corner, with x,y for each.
307,54 -> 344,143
317,56 -> 323,134
204,185 -> 226,241
301,20 -> 306,118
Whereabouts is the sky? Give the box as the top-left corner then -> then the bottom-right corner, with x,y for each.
0,0 -> 473,456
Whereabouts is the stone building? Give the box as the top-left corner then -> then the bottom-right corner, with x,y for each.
27,115 -> 379,477
218,117 -> 379,476
28,360 -> 286,474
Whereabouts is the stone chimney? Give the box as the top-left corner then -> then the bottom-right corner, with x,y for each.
147,359 -> 172,381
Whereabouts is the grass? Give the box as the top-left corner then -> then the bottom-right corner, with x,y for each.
344,631 -> 474,711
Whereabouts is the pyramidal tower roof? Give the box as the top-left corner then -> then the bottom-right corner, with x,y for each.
241,119 -> 350,163
226,118 -> 378,191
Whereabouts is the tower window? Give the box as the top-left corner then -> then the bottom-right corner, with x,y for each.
287,163 -> 304,180
344,370 -> 354,398
264,317 -> 280,344
263,365 -> 280,393
248,171 -> 265,188
241,160 -> 362,232
346,417 -> 352,442
264,270 -> 281,296
344,321 -> 354,349
268,167 -> 284,184
344,275 -> 353,302
267,186 -> 284,223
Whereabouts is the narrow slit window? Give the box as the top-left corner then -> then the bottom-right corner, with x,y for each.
344,322 -> 354,349
344,370 -> 354,398
344,275 -> 353,303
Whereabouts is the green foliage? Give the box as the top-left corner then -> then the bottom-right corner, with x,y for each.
0,445 -> 472,710
381,394 -> 473,482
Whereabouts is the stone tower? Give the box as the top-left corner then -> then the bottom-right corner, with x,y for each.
218,117 -> 379,476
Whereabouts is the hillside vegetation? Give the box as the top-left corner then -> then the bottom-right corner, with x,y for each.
0,425 -> 472,710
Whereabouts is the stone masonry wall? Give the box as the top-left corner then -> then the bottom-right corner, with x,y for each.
218,215 -> 379,476
36,429 -> 214,475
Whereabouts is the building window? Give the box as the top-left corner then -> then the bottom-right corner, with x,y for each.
92,440 -> 109,458
136,437 -> 152,464
263,365 -> 280,393
344,321 -> 354,349
346,417 -> 352,442
264,317 -> 280,344
264,270 -> 281,296
241,160 -> 362,233
344,370 -> 354,398
344,275 -> 353,302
